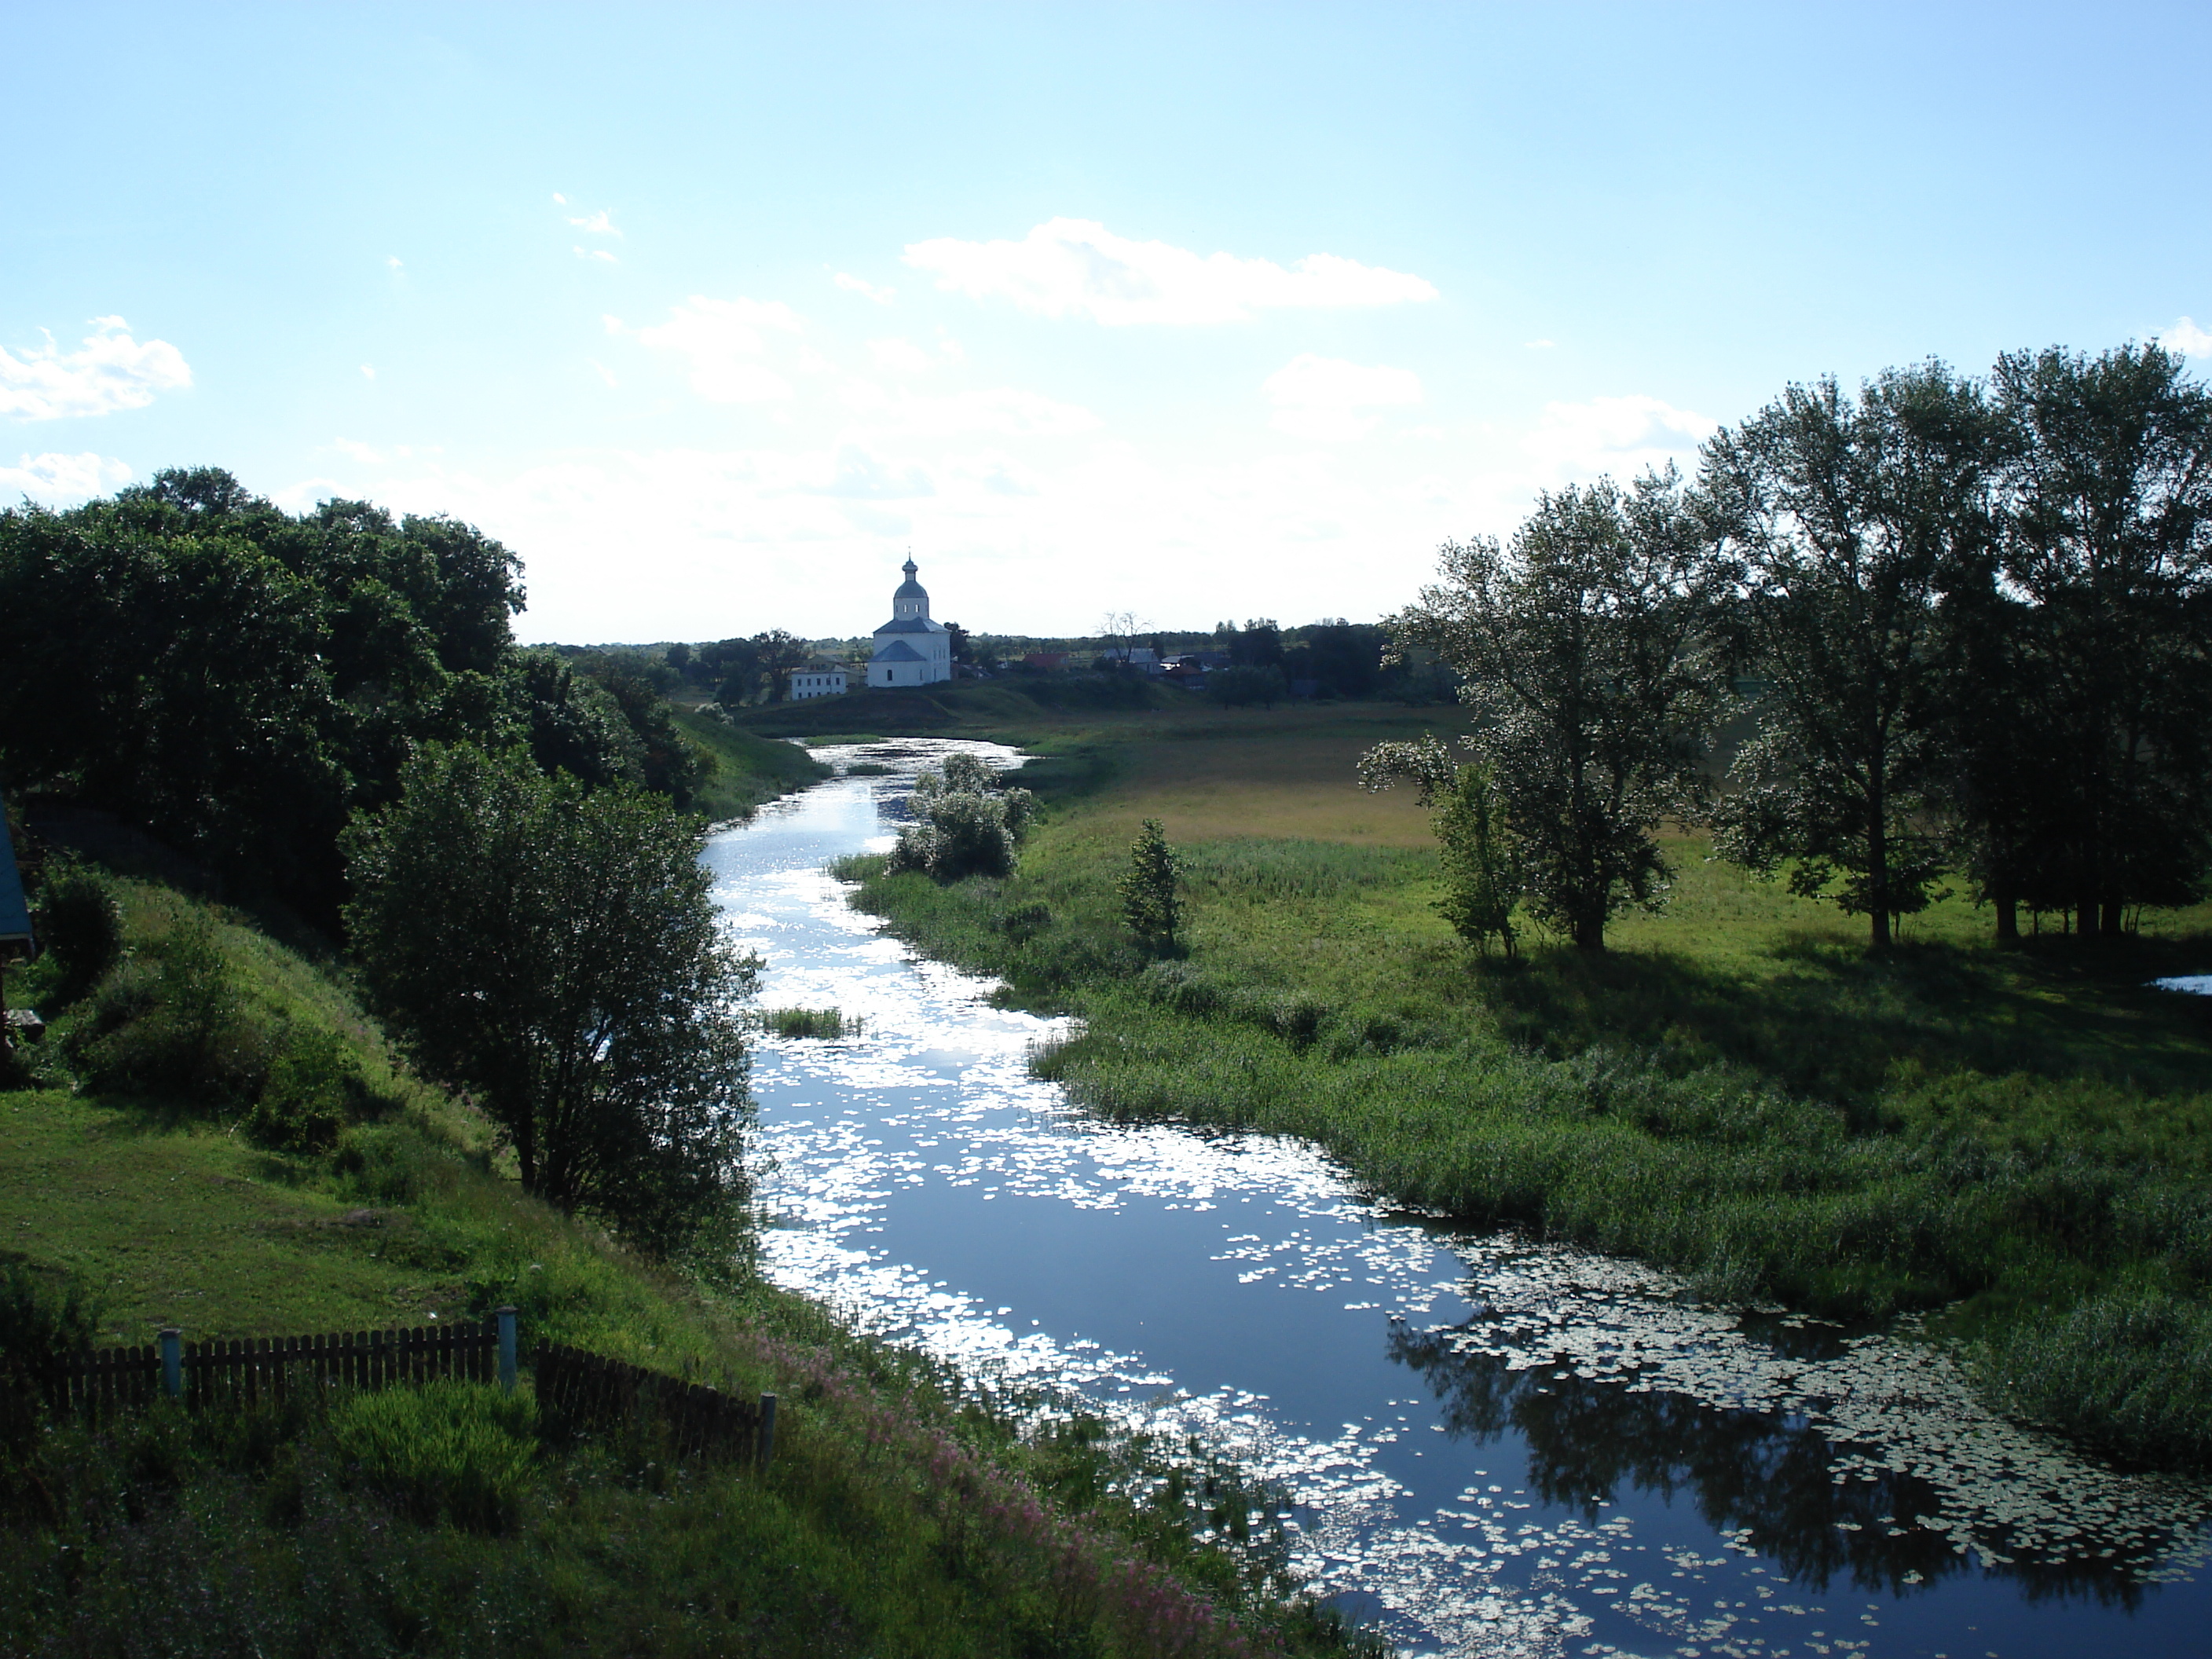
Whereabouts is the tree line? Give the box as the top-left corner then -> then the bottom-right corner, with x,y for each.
0,468 -> 730,921
1366,343 -> 2212,951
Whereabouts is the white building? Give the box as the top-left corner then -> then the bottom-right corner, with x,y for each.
868,557 -> 953,687
786,667 -> 848,700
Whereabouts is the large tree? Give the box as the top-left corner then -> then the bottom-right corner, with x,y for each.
343,744 -> 754,1257
1372,471 -> 1727,950
1702,363 -> 1995,947
1962,342 -> 2212,936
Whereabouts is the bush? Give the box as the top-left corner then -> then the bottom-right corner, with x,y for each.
0,1262 -> 98,1452
35,860 -> 123,1007
71,914 -> 269,1106
331,1380 -> 537,1534
886,758 -> 1036,881
1208,665 -> 1288,707
244,1025 -> 360,1151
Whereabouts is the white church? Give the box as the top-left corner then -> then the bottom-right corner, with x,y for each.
865,556 -> 954,687
783,555 -> 954,699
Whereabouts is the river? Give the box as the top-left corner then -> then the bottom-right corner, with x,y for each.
705,738 -> 2212,1659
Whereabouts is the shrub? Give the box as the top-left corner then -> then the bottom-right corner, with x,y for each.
763,1007 -> 859,1039
35,860 -> 123,1007
0,1262 -> 97,1452
71,914 -> 270,1106
331,1379 -> 537,1533
1119,819 -> 1183,952
1209,665 -> 1288,707
886,758 -> 1036,881
244,1025 -> 359,1151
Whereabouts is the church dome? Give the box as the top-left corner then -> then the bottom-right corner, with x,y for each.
893,557 -> 926,601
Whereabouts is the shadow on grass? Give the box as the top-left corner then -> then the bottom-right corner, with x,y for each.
1475,928 -> 2212,1104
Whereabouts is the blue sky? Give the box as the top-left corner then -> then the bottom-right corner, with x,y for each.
7,2 -> 2209,643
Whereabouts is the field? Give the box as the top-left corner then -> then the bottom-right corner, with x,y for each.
836,702 -> 2212,1470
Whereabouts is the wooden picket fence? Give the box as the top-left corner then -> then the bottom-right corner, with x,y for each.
46,1322 -> 500,1420
40,1317 -> 775,1466
535,1341 -> 774,1464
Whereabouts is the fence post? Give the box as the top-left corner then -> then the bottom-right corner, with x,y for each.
496,1306 -> 517,1393
159,1328 -> 181,1401
757,1393 -> 776,1467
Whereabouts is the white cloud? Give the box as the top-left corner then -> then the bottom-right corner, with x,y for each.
903,218 -> 1438,325
1524,338 -> 1555,350
840,383 -> 1102,439
0,317 -> 192,420
574,246 -> 618,264
0,450 -> 132,501
360,364 -> 376,379
387,255 -> 404,271
1522,394 -> 1716,480
833,271 -> 895,304
868,337 -> 934,373
332,438 -> 384,463
567,209 -> 621,237
617,296 -> 804,403
2165,317 -> 2212,357
551,192 -> 568,205
1264,353 -> 1423,441
867,333 -> 966,374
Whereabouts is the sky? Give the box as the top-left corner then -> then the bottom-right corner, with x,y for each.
6,2 -> 2210,644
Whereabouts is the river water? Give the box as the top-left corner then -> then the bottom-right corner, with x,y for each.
707,740 -> 2212,1659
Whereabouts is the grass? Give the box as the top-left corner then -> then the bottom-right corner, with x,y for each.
761,1007 -> 861,1040
0,867 -> 1378,1658
675,708 -> 832,822
831,705 -> 2212,1471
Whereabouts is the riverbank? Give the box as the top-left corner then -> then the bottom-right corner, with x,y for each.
0,870 -> 1376,1657
832,711 -> 2212,1471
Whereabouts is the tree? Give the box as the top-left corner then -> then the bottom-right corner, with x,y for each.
749,629 -> 811,703
1961,342 -> 2212,936
1232,619 -> 1284,668
944,621 -> 972,665
1704,363 -> 1994,947
1097,610 -> 1145,667
1378,471 -> 1727,950
1432,759 -> 1520,957
1119,819 -> 1183,951
342,744 -> 754,1258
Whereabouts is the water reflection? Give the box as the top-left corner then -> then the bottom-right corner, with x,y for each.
1393,1314 -> 2170,1608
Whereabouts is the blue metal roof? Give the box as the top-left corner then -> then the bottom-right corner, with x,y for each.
0,794 -> 31,946
872,639 -> 925,662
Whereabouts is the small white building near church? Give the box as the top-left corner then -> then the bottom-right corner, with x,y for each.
869,557 -> 953,687
786,667 -> 847,700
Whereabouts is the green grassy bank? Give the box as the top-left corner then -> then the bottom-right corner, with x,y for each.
675,709 -> 832,822
833,711 -> 2212,1471
0,873 -> 1375,1658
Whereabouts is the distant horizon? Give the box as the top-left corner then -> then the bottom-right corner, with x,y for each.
9,2 -> 2209,643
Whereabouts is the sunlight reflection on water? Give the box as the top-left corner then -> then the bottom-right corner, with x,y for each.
711,740 -> 2212,1658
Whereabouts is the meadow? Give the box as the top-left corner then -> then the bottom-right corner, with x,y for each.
0,870 -> 1374,1658
834,703 -> 2212,1470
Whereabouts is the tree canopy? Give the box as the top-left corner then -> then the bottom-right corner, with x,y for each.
0,470 -> 714,920
342,744 -> 754,1259
1376,472 -> 1727,950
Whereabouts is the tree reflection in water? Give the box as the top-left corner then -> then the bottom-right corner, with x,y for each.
1389,1317 -> 2163,1608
